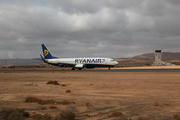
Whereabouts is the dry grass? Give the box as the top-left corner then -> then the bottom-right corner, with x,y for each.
85,102 -> 93,109
26,83 -> 38,86
153,100 -> 161,106
108,111 -> 123,118
32,113 -> 52,120
153,100 -> 171,107
0,108 -> 29,120
1,72 -> 180,119
59,100 -> 75,105
40,107 -> 47,110
0,108 -> 75,120
46,81 -> 60,85
38,99 -> 56,105
32,111 -> 75,120
173,114 -> 180,120
136,117 -> 149,120
24,96 -> 56,105
46,81 -> 69,86
49,105 -> 57,109
118,117 -> 131,120
76,114 -> 91,117
61,84 -> 67,87
66,89 -> 71,93
24,96 -> 41,103
25,96 -> 75,105
163,102 -> 170,106
54,110 -> 75,120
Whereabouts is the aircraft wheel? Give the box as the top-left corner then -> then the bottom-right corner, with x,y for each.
72,67 -> 75,70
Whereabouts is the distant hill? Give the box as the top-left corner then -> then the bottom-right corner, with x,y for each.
0,59 -> 43,66
114,52 -> 180,65
1,52 -> 180,66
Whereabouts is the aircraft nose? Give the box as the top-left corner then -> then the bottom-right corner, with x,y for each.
115,61 -> 119,65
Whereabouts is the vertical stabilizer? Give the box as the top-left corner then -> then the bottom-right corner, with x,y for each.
41,44 -> 53,59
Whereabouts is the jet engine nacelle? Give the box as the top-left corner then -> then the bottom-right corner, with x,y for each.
75,64 -> 84,68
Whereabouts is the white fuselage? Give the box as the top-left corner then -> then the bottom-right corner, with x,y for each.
45,57 -> 118,67
41,44 -> 119,70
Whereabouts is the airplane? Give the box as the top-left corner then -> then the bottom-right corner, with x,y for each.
40,44 -> 119,70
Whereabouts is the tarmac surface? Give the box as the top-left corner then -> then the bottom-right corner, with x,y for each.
1,68 -> 180,73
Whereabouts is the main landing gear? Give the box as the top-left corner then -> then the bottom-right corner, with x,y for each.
71,67 -> 82,70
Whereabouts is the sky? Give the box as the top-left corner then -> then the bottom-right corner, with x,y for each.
0,0 -> 180,59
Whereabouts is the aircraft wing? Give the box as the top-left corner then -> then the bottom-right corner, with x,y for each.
57,62 -> 75,65
40,54 -> 75,67
58,63 -> 75,67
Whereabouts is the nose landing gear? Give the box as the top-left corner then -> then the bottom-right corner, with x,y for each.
108,67 -> 111,70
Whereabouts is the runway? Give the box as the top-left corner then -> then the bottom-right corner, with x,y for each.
1,69 -> 180,73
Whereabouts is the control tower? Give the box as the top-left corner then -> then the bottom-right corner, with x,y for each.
155,50 -> 162,63
152,50 -> 175,66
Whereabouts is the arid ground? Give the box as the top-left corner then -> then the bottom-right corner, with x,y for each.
1,68 -> 180,120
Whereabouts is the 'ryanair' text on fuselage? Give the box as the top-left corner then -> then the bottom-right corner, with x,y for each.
75,59 -> 105,63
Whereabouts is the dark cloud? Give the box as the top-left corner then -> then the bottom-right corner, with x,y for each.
167,0 -> 180,5
0,0 -> 180,59
47,0 -> 100,13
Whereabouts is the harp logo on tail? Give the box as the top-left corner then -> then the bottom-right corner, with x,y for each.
44,50 -> 49,57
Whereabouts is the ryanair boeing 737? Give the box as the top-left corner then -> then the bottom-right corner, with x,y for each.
40,44 -> 118,70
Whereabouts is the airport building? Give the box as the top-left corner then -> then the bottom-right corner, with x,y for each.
152,50 -> 175,66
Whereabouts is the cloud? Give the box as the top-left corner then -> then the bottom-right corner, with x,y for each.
125,11 -> 155,31
167,0 -> 180,5
47,0 -> 100,13
0,0 -> 180,59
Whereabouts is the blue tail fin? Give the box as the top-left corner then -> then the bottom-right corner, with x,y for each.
41,44 -> 53,59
